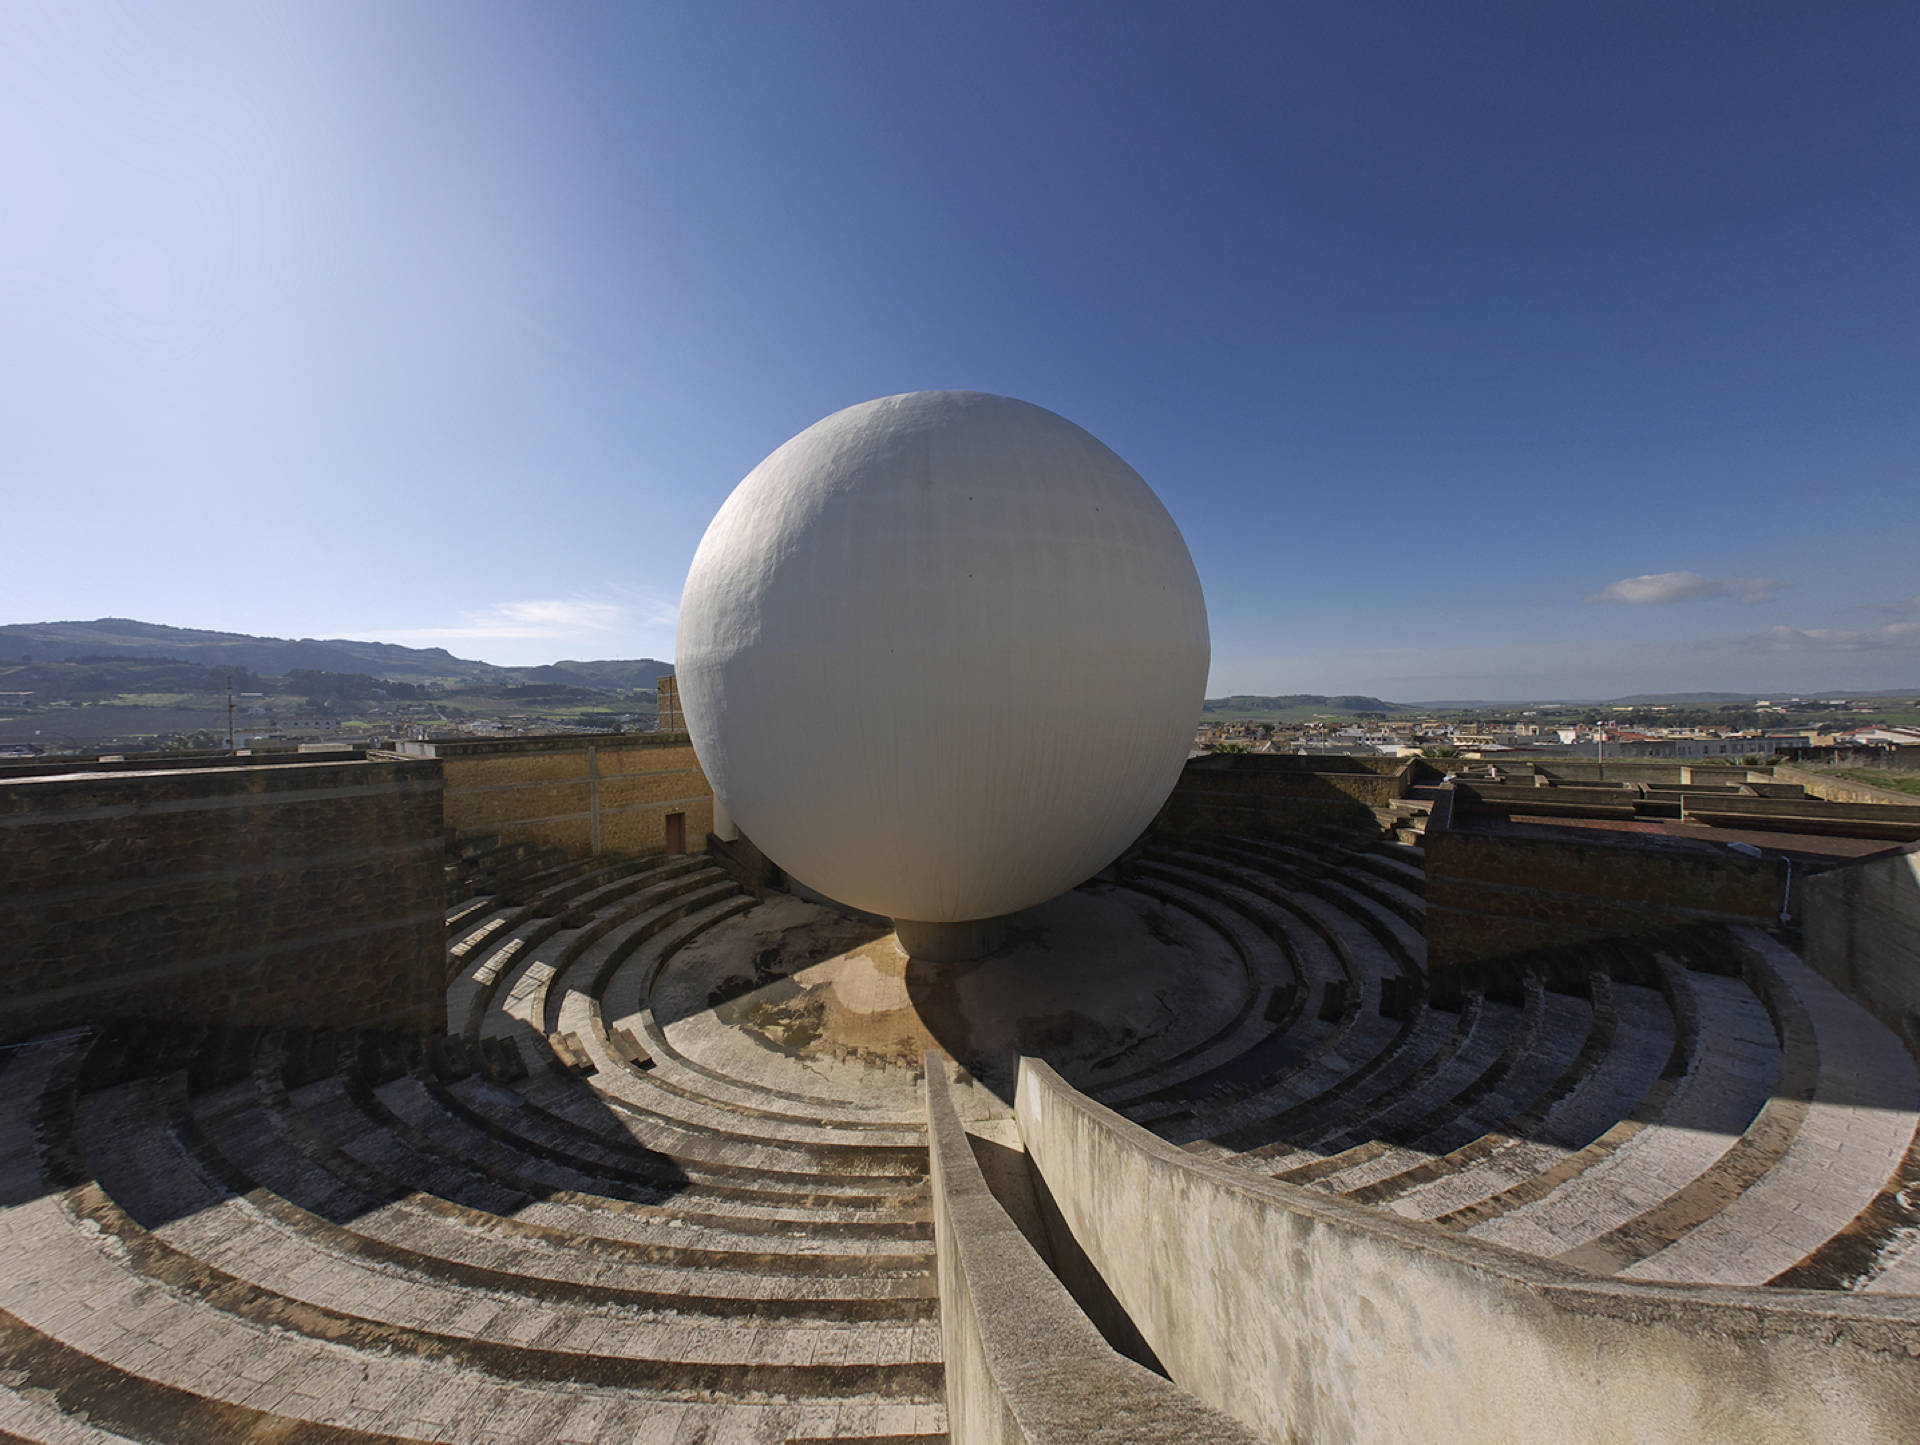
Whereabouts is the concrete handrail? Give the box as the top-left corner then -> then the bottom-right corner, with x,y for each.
922,1053 -> 1265,1445
1015,1055 -> 1920,1444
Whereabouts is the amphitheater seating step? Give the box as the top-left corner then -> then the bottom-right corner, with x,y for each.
15,825 -> 1920,1441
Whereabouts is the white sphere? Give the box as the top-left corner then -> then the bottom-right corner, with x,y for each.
675,391 -> 1209,924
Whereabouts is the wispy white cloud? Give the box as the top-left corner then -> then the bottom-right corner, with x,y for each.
362,598 -> 625,646
1839,594 -> 1920,620
600,582 -> 681,630
1587,571 -> 1783,605
1753,621 -> 1920,652
345,588 -> 686,665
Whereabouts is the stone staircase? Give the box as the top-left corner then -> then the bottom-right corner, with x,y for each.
5,829 -> 1918,1441
1095,836 -> 1920,1293
0,854 -> 946,1444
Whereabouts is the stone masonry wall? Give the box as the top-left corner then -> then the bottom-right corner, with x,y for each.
1800,844 -> 1920,1049
1425,826 -> 1782,972
406,732 -> 713,860
1155,754 -> 1408,836
0,759 -> 446,1043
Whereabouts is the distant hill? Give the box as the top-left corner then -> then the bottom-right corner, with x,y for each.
1410,687 -> 1920,708
1605,688 -> 1920,705
0,619 -> 671,691
540,658 -> 678,691
1604,691 -> 1779,706
1202,694 -> 1409,717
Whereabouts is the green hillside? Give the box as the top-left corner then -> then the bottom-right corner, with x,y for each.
1200,694 -> 1411,721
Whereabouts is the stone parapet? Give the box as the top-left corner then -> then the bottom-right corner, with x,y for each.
924,1054 -> 1261,1445
1425,825 -> 1781,971
0,758 -> 446,1041
1015,1055 -> 1920,1444
1156,753 -> 1411,836
394,731 -> 712,860
1801,842 -> 1920,1049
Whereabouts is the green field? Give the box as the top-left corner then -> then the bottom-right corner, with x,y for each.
435,693 -> 648,720
109,692 -> 200,707
1199,705 -> 1406,724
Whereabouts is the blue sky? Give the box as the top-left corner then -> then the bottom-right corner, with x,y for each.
3,1 -> 1915,700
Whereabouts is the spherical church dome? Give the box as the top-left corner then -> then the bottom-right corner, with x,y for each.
675,390 -> 1209,933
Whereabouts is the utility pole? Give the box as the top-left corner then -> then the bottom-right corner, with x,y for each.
227,673 -> 236,753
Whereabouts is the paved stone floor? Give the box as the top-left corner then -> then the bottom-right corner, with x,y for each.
641,884 -> 1252,1115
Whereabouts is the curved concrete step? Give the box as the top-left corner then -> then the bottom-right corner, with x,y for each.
1177,987 -> 1443,1155
1268,993 -> 1515,1180
7,1027 -> 949,1444
1349,982 -> 1596,1208
0,1042 -> 625,1442
447,1071 -> 928,1185
1464,963 -> 1778,1261
464,861 -> 722,1046
282,1065 -> 931,1244
371,1071 -> 929,1222
1409,978 -> 1677,1227
73,1081 -> 945,1374
1080,870 -> 1285,1099
142,1074 -> 937,1320
485,866 -> 727,1050
203,1066 -> 931,1270
1617,929 -> 1920,1286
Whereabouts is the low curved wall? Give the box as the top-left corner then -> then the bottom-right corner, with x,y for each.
1015,1057 -> 1920,1445
1776,764 -> 1920,807
923,1056 -> 1262,1445
1801,843 -> 1920,1048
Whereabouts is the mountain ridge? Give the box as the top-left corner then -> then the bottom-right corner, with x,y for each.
0,618 -> 672,691
4,620 -> 1912,712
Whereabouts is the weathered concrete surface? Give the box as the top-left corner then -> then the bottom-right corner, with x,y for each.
1680,792 -> 1920,841
1426,824 -> 1781,971
395,731 -> 712,860
896,915 -> 1009,963
1016,1056 -> 1920,1445
1458,783 -> 1641,817
925,1055 -> 1265,1445
0,758 -> 446,1042
1155,753 -> 1409,836
1802,843 -> 1920,1048
644,886 -> 1249,1112
1777,765 -> 1920,808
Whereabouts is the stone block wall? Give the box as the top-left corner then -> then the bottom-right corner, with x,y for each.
655,676 -> 684,733
1420,760 -> 1763,789
1425,826 -> 1781,972
1155,754 -> 1409,836
0,748 -> 368,781
397,732 -> 713,860
0,758 -> 446,1043
1678,792 -> 1920,841
1801,844 -> 1920,1049
1536,760 -> 1758,787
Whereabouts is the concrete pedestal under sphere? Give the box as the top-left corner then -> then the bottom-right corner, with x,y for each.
675,390 -> 1209,953
894,916 -> 1008,965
